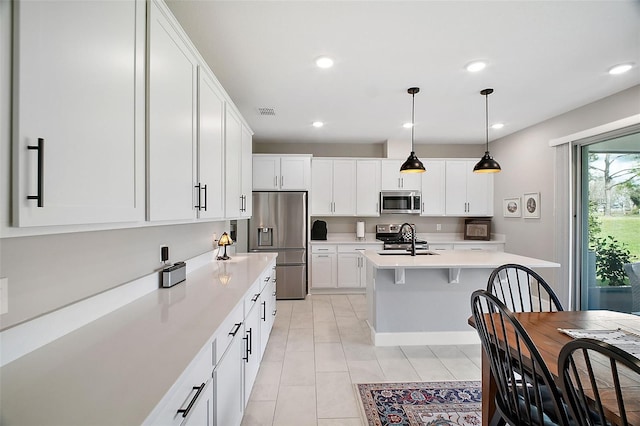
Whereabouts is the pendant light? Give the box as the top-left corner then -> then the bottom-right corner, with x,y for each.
473,88 -> 501,174
400,87 -> 426,174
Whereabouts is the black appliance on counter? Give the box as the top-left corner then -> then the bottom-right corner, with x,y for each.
375,223 -> 429,250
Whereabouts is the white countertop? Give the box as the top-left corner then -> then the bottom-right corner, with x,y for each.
0,253 -> 277,426
310,233 -> 505,245
363,249 -> 559,269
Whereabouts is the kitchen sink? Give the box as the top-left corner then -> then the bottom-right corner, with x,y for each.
377,251 -> 439,256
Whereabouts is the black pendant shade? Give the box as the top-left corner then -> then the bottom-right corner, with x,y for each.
400,87 -> 425,174
473,88 -> 501,174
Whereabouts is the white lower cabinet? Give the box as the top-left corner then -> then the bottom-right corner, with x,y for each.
260,270 -> 277,358
143,341 -> 213,426
311,245 -> 338,289
243,283 -> 262,406
337,245 -> 381,288
213,325 -> 243,426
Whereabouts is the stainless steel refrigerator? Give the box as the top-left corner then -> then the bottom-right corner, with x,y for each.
249,191 -> 307,299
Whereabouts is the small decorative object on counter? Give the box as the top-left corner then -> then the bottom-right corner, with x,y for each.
464,218 -> 492,241
217,232 -> 233,260
161,261 -> 186,288
311,220 -> 327,240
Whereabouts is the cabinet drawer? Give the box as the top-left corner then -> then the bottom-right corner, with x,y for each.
244,280 -> 262,315
337,244 -> 382,253
453,244 -> 498,251
311,245 -> 337,254
429,243 -> 453,251
144,342 -> 212,426
214,302 -> 244,365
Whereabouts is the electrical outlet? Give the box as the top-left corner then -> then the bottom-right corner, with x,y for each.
0,277 -> 8,315
160,245 -> 169,263
436,224 -> 442,231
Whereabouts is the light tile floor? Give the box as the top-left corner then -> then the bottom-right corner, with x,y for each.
241,294 -> 482,426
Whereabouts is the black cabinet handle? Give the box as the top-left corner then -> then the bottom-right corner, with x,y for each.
194,183 -> 207,211
242,335 -> 249,362
247,328 -> 253,355
261,301 -> 266,321
27,138 -> 44,207
228,322 -> 242,336
177,383 -> 205,418
251,293 -> 259,303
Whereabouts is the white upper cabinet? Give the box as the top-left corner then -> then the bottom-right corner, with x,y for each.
148,0 -> 197,222
420,160 -> 446,216
381,160 -> 422,191
445,160 -> 493,216
197,68 -> 225,220
310,159 -> 356,216
253,155 -> 311,191
356,159 -> 381,216
13,0 -> 145,226
225,108 -> 253,218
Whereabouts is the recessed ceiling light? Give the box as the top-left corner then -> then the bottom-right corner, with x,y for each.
466,61 -> 487,73
491,123 -> 504,130
312,121 -> 324,128
315,56 -> 334,69
403,122 -> 413,129
608,63 -> 633,75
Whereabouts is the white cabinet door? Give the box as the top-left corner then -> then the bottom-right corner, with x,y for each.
225,108 -> 243,218
240,125 -> 253,217
197,68 -> 225,220
445,160 -> 493,216
148,1 -> 197,222
356,160 -> 381,216
311,159 -> 334,215
332,160 -> 357,215
381,160 -> 421,191
253,156 -> 280,191
311,253 -> 337,288
13,0 -> 145,226
243,302 -> 261,406
337,253 -> 360,288
280,157 -> 311,190
466,167 -> 493,216
214,329 -> 243,426
420,160 -> 446,216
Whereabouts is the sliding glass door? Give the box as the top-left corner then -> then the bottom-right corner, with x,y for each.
578,131 -> 640,312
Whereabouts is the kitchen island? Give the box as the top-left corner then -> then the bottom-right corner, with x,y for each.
362,249 -> 560,346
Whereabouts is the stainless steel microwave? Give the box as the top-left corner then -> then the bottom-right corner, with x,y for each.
380,191 -> 421,214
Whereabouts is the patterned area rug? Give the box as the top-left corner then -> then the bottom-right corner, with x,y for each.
356,381 -> 482,426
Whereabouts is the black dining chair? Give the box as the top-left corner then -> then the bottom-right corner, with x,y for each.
558,337 -> 640,426
487,264 -> 564,312
471,289 -> 571,426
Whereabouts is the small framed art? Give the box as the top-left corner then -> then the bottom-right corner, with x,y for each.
464,218 -> 492,240
503,197 -> 521,218
523,192 -> 540,218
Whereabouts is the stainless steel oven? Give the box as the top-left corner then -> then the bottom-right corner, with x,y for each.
380,191 -> 421,214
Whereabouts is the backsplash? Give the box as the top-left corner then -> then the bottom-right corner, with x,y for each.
310,215 -> 467,235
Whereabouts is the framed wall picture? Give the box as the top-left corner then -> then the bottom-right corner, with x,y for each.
503,197 -> 521,218
464,218 -> 492,240
523,192 -> 540,218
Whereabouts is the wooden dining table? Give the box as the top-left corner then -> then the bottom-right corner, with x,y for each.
468,309 -> 640,426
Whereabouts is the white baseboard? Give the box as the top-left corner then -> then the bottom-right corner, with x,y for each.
367,322 -> 480,346
0,250 -> 215,367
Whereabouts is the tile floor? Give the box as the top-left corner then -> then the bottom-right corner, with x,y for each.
241,294 -> 482,426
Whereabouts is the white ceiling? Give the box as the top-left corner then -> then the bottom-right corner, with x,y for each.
166,0 -> 640,145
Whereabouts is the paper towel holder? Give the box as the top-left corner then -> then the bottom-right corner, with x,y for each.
356,221 -> 365,241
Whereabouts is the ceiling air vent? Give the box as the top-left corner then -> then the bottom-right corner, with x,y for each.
258,107 -> 276,116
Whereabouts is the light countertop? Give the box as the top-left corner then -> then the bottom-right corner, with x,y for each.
0,253 -> 277,426
363,249 -> 559,269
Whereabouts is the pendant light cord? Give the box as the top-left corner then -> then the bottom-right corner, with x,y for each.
411,92 -> 416,151
485,91 -> 489,152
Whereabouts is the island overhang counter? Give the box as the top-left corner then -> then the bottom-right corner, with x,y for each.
362,249 -> 560,346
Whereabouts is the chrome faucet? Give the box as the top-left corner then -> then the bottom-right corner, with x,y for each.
399,223 -> 416,256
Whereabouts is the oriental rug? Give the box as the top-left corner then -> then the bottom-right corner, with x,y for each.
356,381 -> 482,426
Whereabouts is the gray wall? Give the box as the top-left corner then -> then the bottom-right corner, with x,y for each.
490,84 -> 640,303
